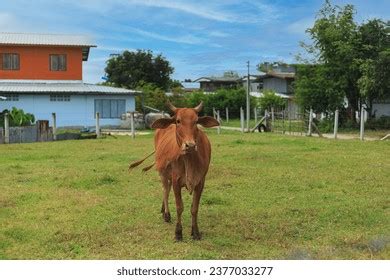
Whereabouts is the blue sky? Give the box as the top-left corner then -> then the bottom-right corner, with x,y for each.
1,0 -> 389,85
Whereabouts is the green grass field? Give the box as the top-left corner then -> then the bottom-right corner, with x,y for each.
0,130 -> 389,259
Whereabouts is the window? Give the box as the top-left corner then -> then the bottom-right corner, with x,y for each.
0,53 -> 20,70
50,95 -> 70,102
50,54 -> 67,71
94,99 -> 126,119
0,94 -> 19,101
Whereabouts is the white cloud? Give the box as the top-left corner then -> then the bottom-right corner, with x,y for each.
208,31 -> 230,38
127,0 -> 237,22
0,12 -> 21,31
127,27 -> 206,45
287,17 -> 314,35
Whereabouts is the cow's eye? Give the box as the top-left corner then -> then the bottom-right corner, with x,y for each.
176,119 -> 181,125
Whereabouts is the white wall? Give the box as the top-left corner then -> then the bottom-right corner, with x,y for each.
372,102 -> 390,117
0,93 -> 135,127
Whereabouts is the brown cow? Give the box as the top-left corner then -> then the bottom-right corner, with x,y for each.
131,101 -> 219,241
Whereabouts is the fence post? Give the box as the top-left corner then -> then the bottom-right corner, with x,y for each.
130,112 -> 135,139
240,107 -> 244,133
217,110 -> 221,134
264,109 -> 268,130
96,112 -> 100,138
271,107 -> 275,132
213,107 -> 216,119
360,107 -> 365,141
254,107 -> 257,124
225,107 -> 229,124
52,113 -> 57,141
308,108 -> 313,136
4,113 -> 9,144
282,110 -> 285,134
333,109 -> 339,139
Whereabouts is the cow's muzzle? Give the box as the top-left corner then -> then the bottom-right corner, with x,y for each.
182,141 -> 197,153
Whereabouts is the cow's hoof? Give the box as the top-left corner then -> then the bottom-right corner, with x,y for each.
163,212 -> 171,223
175,234 -> 183,242
175,225 -> 183,241
191,229 -> 202,240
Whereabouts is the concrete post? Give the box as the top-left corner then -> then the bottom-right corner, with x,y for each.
225,107 -> 229,123
264,109 -> 268,129
130,112 -> 135,139
96,112 -> 100,138
240,107 -> 244,133
334,109 -> 339,139
217,110 -> 221,134
254,107 -> 257,124
360,107 -> 365,141
271,107 -> 275,132
308,108 -> 313,136
4,113 -> 9,144
52,113 -> 57,141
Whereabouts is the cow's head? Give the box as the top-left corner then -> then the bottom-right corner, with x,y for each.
151,101 -> 219,154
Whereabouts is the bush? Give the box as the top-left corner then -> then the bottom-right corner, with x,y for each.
317,118 -> 333,133
0,107 -> 35,127
258,90 -> 286,112
184,88 -> 255,118
366,116 -> 390,130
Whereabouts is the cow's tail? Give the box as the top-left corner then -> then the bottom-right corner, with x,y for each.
128,151 -> 155,171
142,162 -> 155,173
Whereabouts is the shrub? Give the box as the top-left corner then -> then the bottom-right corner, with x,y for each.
258,90 -> 286,111
0,107 -> 35,127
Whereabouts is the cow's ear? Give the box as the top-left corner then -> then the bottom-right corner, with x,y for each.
197,116 -> 219,128
151,118 -> 175,129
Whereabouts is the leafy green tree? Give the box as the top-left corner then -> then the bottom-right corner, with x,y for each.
104,50 -> 174,91
297,1 -> 390,120
135,83 -> 168,112
295,64 -> 344,113
298,1 -> 360,117
357,19 -> 390,117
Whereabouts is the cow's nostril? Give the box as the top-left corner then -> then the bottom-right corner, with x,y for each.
185,142 -> 196,149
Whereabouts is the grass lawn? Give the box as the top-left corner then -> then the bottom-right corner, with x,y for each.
0,130 -> 389,259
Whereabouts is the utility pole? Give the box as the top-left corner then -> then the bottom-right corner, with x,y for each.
246,61 -> 250,132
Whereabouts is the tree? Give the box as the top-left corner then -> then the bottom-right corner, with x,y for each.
104,50 -> 174,91
357,19 -> 390,117
296,1 -> 359,117
296,1 -> 390,120
295,64 -> 344,114
135,83 -> 168,112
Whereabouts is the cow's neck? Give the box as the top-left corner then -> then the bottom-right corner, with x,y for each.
181,153 -> 202,194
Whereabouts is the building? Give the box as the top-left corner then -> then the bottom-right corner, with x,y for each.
193,71 -> 242,93
194,66 -> 299,115
0,32 -> 137,127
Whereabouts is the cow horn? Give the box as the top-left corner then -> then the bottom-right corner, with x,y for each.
194,101 -> 203,112
166,101 -> 178,112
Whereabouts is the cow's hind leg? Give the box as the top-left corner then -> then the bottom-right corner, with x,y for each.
160,175 -> 171,223
191,179 -> 205,240
172,174 -> 183,241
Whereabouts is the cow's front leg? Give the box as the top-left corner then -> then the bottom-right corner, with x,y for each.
160,175 -> 171,223
172,173 -> 183,241
191,179 -> 204,240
